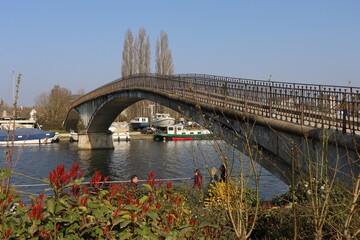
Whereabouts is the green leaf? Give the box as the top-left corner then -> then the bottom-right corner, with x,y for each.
139,195 -> 149,203
142,184 -> 153,191
55,202 -> 66,214
178,226 -> 194,236
118,210 -> 130,216
145,211 -> 159,221
46,198 -> 56,214
120,219 -> 131,229
124,205 -> 139,211
0,168 -> 12,179
112,216 -> 123,226
162,205 -> 174,212
122,214 -> 132,220
119,230 -> 133,239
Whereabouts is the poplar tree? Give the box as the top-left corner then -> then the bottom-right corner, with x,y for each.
121,29 -> 137,77
136,27 -> 151,74
155,31 -> 174,75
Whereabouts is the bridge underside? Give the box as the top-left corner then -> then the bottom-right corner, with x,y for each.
64,88 -> 359,185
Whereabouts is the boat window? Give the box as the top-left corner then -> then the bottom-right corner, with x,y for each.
190,132 -> 194,134
177,127 -> 182,131
168,127 -> 174,131
197,132 -> 201,134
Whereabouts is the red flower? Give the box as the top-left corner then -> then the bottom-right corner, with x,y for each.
157,179 -> 163,187
167,215 -> 175,227
80,197 -> 88,206
109,183 -> 120,198
81,185 -> 90,194
146,171 -> 156,187
174,195 -> 181,205
28,193 -> 45,220
90,170 -> 108,189
49,163 -> 84,192
166,182 -> 172,189
70,185 -> 80,198
190,219 -> 197,226
28,202 -> 43,220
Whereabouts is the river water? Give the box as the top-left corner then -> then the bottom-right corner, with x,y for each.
1,140 -> 288,201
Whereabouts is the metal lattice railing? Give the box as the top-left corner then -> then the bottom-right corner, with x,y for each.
69,74 -> 360,134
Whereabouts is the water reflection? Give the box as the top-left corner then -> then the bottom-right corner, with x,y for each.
1,140 -> 289,201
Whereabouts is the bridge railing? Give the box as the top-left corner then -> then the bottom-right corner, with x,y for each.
69,74 -> 360,134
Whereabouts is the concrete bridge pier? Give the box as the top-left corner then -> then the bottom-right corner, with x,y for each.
78,132 -> 114,150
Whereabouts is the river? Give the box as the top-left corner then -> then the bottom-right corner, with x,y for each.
1,140 -> 289,201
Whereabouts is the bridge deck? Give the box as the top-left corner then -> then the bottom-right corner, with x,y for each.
68,74 -> 360,135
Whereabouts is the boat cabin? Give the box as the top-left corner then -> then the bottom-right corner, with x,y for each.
164,125 -> 205,135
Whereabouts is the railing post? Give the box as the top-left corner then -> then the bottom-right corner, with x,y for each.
244,84 -> 248,113
342,93 -> 347,134
300,88 -> 304,125
269,86 -> 272,118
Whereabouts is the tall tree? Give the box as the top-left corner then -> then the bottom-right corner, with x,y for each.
155,31 -> 174,75
121,29 -> 137,77
136,27 -> 151,74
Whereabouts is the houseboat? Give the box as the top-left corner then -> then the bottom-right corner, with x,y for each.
154,124 -> 213,141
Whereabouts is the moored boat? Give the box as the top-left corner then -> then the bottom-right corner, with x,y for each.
150,113 -> 175,128
109,122 -> 131,142
130,117 -> 150,130
154,125 -> 213,141
0,128 -> 59,145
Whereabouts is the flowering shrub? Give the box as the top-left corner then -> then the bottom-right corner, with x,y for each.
0,164 -> 219,239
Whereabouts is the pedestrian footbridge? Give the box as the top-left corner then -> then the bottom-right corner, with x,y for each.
64,74 -> 360,184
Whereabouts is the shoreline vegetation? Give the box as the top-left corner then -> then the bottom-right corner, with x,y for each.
1,164 -> 359,239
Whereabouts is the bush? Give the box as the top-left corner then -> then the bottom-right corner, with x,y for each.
0,164 -> 220,239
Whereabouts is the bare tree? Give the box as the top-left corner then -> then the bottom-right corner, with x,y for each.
155,30 -> 174,75
136,27 -> 151,74
35,85 -> 72,129
121,29 -> 137,77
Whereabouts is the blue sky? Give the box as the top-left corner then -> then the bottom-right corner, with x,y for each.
1,1 -> 359,107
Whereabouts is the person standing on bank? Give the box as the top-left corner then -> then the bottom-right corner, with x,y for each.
210,167 -> 219,182
128,175 -> 138,188
220,164 -> 227,182
193,169 -> 203,189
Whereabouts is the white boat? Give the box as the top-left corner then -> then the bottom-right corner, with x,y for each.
150,113 -> 175,128
70,130 -> 79,142
69,122 -> 131,142
109,122 -> 131,142
0,128 -> 59,145
154,124 -> 212,141
130,117 -> 150,129
0,109 -> 59,145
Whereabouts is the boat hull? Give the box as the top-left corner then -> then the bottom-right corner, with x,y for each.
130,122 -> 150,129
112,132 -> 131,142
154,133 -> 212,141
151,119 -> 175,128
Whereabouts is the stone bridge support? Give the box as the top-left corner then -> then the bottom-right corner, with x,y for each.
77,132 -> 114,150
